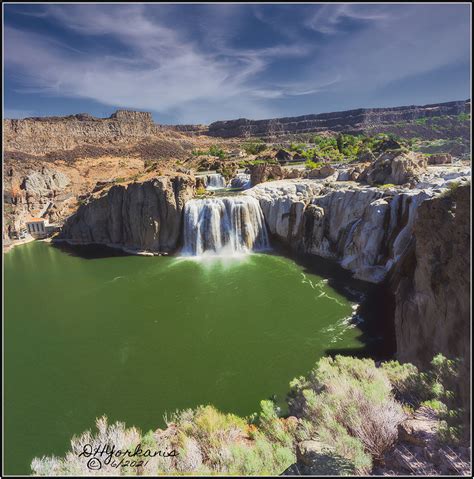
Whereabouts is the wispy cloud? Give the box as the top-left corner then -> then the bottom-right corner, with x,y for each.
5,4 -> 314,122
306,4 -> 392,34
4,4 -> 470,122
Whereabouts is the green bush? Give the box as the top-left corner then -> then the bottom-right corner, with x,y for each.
227,435 -> 294,475
305,160 -> 324,170
289,356 -> 405,473
242,140 -> 266,155
208,145 -> 226,159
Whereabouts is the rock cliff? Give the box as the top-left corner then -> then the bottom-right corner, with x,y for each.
4,163 -> 73,236
59,175 -> 195,253
392,183 -> 470,368
205,100 -> 469,138
246,166 -> 470,283
4,110 -> 158,156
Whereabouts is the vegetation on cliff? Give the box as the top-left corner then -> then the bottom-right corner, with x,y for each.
31,354 -> 467,476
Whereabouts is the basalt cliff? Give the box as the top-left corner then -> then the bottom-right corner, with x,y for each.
59,174 -> 195,254
178,100 -> 470,141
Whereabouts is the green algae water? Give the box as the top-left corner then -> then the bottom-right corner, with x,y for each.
5,241 -> 366,474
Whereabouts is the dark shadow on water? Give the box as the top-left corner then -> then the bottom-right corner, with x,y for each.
266,242 -> 397,362
51,241 -> 137,259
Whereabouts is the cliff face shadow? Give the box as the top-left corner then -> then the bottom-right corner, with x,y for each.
51,241 -> 135,259
267,243 -> 397,361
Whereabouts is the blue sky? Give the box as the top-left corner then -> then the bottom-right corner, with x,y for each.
3,3 -> 471,124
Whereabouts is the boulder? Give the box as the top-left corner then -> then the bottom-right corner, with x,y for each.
249,164 -> 284,186
296,440 -> 336,466
373,137 -> 402,154
305,165 -> 336,179
275,149 -> 293,164
427,153 -> 452,165
360,151 -> 427,185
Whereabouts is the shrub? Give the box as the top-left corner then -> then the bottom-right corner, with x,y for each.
428,354 -> 466,443
305,160 -> 324,170
384,354 -> 467,444
380,360 -> 430,406
289,356 -> 405,473
208,145 -> 225,159
227,435 -> 295,475
31,416 -> 142,476
258,400 -> 296,449
30,355 -> 466,476
242,140 -> 266,155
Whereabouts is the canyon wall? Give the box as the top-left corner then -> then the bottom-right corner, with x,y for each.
4,110 -> 159,156
59,175 -> 195,253
246,180 -> 431,283
392,183 -> 470,368
205,100 -> 469,138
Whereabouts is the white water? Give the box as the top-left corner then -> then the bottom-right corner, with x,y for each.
206,173 -> 226,190
182,196 -> 270,256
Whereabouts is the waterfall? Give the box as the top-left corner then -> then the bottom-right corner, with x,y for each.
182,196 -> 270,256
230,173 -> 251,190
206,173 -> 226,190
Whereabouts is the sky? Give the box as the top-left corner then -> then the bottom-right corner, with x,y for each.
3,3 -> 471,124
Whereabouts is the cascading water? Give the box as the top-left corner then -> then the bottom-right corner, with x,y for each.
206,173 -> 226,190
182,196 -> 270,256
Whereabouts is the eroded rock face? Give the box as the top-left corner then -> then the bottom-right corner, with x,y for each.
247,180 -> 424,282
360,151 -> 427,186
59,175 -> 195,253
206,100 -> 469,138
22,168 -> 70,195
4,110 -> 159,156
392,184 -> 470,371
4,165 -> 72,236
249,164 -> 285,186
246,167 -> 470,283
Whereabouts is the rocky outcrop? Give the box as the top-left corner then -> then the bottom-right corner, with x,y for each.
306,165 -> 337,179
392,183 -> 470,372
3,110 -> 163,157
59,175 -> 195,253
246,166 -> 470,283
374,407 -> 471,476
3,165 -> 72,236
205,100 -> 469,138
359,151 -> 427,186
249,164 -> 285,186
427,153 -> 452,165
248,180 -> 428,282
22,168 -> 70,194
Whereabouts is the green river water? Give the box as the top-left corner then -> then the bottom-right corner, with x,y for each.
4,241 -> 368,474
